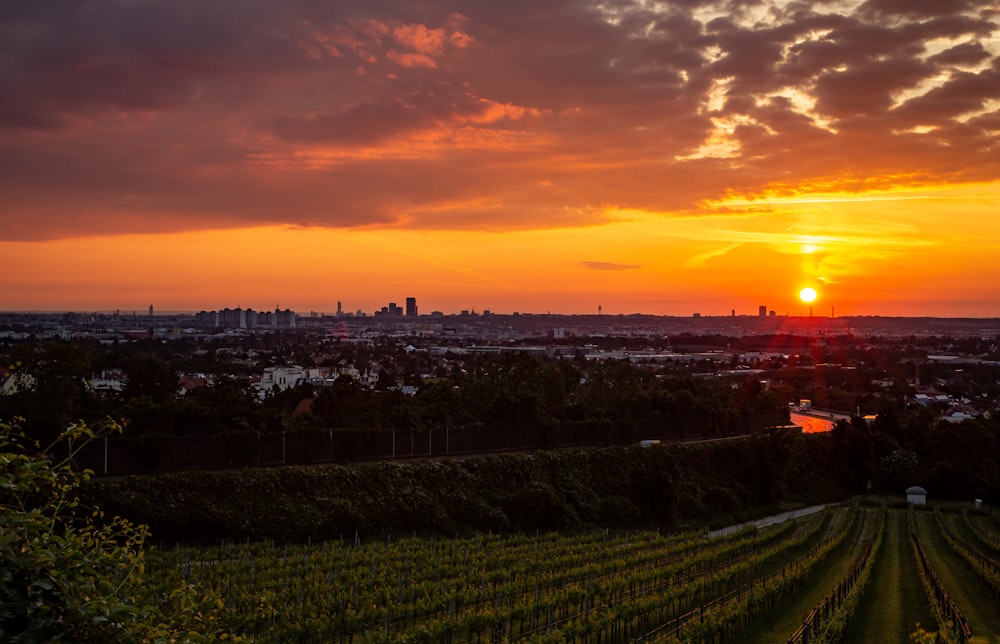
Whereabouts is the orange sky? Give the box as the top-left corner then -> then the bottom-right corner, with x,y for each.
2,1 -> 999,316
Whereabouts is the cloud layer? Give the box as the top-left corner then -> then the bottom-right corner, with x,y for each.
1,0 -> 998,240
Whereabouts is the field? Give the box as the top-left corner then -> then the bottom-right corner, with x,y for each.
138,503 -> 1000,643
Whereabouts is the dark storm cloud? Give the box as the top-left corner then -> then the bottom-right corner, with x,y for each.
813,59 -> 931,117
859,0 -> 979,19
0,2 -> 298,129
0,0 -> 997,240
930,42 -> 993,67
894,68 -> 1000,126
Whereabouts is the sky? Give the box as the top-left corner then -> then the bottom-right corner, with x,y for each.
2,0 -> 999,317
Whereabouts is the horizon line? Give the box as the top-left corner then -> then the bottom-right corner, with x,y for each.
2,309 -> 999,321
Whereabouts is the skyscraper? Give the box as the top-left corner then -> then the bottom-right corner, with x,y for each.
405,297 -> 418,317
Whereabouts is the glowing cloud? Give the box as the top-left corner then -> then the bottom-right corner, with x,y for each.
1,1 -> 999,315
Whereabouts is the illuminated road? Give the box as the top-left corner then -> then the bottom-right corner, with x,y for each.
790,411 -> 838,433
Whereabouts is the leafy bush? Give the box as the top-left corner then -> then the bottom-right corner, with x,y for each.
0,418 -> 231,642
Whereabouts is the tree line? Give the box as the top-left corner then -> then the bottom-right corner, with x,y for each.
4,335 -> 1000,502
0,338 -> 785,443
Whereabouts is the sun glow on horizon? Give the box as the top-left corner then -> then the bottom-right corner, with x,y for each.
799,287 -> 818,303
5,174 -> 1000,316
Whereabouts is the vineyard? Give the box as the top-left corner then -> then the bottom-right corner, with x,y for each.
136,503 -> 1000,643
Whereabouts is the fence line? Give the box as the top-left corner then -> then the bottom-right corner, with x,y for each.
69,410 -> 788,475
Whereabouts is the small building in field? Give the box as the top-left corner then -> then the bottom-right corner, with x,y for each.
906,485 -> 927,505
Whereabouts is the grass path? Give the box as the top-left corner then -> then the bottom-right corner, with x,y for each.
913,510 -> 1000,643
738,506 -> 876,643
840,509 -> 935,643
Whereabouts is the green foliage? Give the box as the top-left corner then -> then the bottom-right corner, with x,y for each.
83,433 -> 842,544
0,418 -> 232,642
879,449 -> 920,494
909,508 -> 970,644
501,481 -> 577,529
812,508 -> 886,643
0,341 -> 95,444
6,339 -> 791,445
909,625 -> 939,643
137,508 -> 840,643
676,505 -> 861,643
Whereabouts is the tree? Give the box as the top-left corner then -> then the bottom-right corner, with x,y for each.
123,356 -> 179,404
0,418 -> 230,642
831,417 -> 875,492
0,341 -> 94,444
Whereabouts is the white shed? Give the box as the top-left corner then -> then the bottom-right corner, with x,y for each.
906,485 -> 927,505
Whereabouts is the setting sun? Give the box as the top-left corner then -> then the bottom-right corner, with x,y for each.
799,287 -> 818,303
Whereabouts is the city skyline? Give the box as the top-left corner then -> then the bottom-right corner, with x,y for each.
2,1 -> 999,317
5,299 -> 999,321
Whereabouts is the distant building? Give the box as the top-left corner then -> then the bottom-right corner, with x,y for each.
194,306 -> 295,328
274,308 -> 296,328
88,369 -> 126,398
759,305 -> 767,317
377,302 -> 404,316
406,297 -> 418,317
195,310 -> 217,327
255,365 -> 306,396
219,307 -> 245,328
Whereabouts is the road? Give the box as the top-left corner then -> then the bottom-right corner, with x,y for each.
789,408 -> 853,433
706,503 -> 827,539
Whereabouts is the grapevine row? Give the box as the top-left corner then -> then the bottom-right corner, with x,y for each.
934,509 -> 1000,595
513,507 -> 840,643
960,510 -> 1000,556
431,506 -> 841,644
137,509 -> 836,642
909,509 -> 971,644
661,504 -> 863,643
345,512 -> 828,643
786,505 -> 885,644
